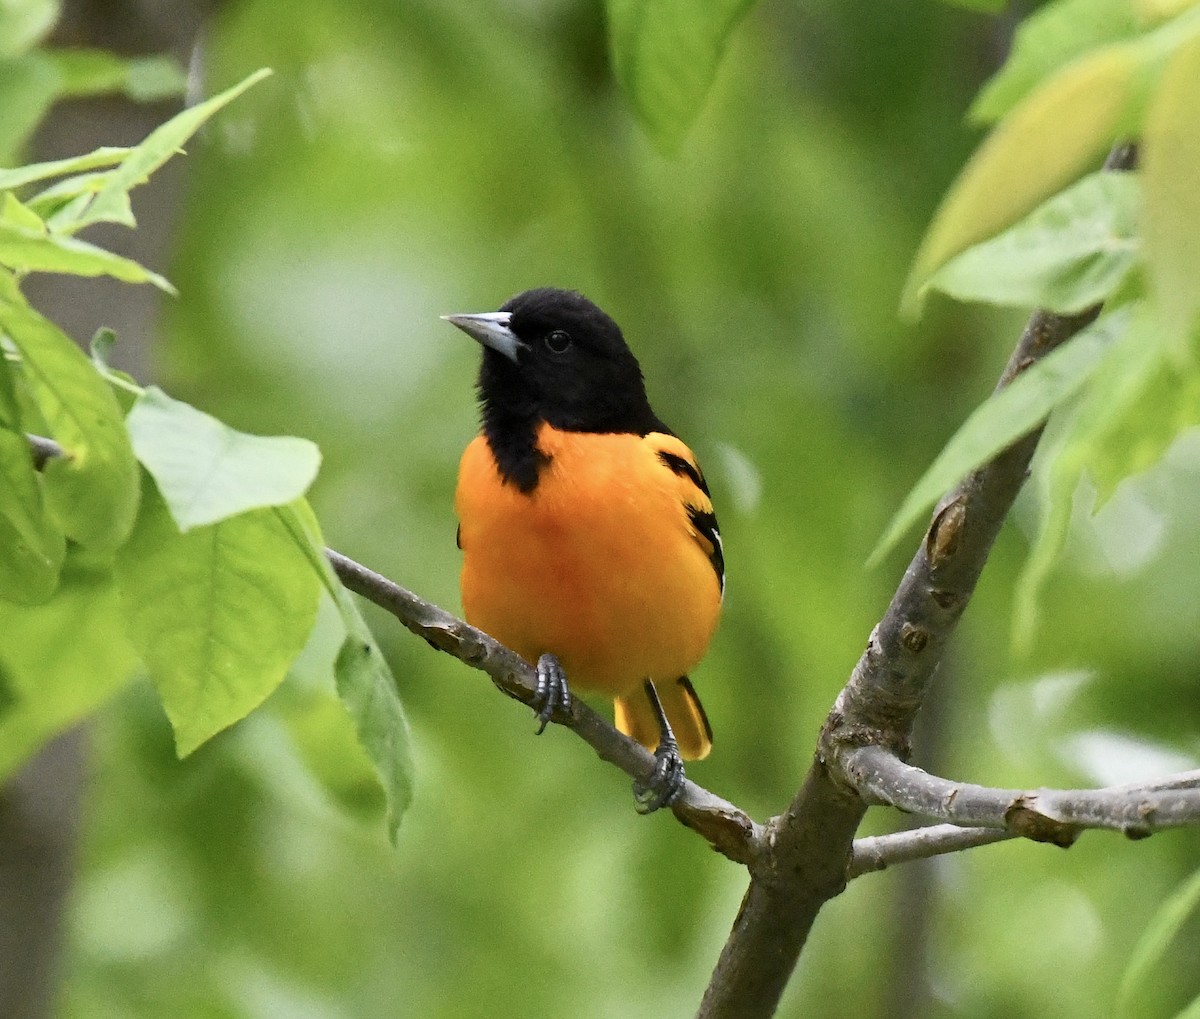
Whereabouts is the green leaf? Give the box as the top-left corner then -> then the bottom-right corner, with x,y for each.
276,671 -> 388,825
0,274 -> 139,550
0,53 -> 60,165
870,307 -> 1130,567
607,0 -> 756,150
0,426 -> 65,603
0,0 -> 59,60
1090,357 -> 1200,506
971,0 -> 1142,123
903,42 -> 1142,317
80,68 -> 272,231
926,171 -> 1140,313
1142,31 -> 1200,350
281,501 -> 414,841
46,50 -> 186,102
115,483 -> 321,756
1012,305 -> 1159,650
0,546 -> 140,781
942,0 -> 1006,10
127,386 -> 321,532
0,200 -> 175,290
1116,866 -> 1200,1018
0,146 -> 130,191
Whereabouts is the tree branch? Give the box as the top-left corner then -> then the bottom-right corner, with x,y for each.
325,549 -> 766,864
695,141 -> 1140,1019
845,746 -> 1200,845
848,823 -> 1014,879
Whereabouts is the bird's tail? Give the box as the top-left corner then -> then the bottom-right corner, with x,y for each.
614,677 -> 712,761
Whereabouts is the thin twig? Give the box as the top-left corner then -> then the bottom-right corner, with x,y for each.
848,824 -> 1015,879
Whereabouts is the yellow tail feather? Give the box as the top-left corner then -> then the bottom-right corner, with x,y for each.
614,677 -> 712,761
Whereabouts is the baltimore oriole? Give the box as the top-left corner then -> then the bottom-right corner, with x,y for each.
445,288 -> 723,811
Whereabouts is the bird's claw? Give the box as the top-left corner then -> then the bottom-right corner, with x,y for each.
533,653 -> 571,734
633,737 -> 685,814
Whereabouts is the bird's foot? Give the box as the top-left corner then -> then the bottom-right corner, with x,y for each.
633,733 -> 685,814
533,653 -> 571,734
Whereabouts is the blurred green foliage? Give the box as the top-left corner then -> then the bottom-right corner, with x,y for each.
15,0 -> 1199,1016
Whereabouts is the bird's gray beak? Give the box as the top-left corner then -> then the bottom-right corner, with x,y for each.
442,311 -> 524,363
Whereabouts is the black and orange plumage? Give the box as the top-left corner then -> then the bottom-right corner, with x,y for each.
446,288 -> 722,810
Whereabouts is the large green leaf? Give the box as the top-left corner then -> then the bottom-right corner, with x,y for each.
1142,30 -> 1200,349
869,307 -> 1130,567
0,546 -> 139,780
607,0 -> 757,150
79,68 -> 272,231
115,484 -> 321,756
971,0 -> 1141,123
0,273 -> 139,549
127,386 -> 321,532
903,43 -> 1141,317
925,171 -> 1141,314
281,501 -> 414,842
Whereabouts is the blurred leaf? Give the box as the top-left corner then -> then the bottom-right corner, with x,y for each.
47,50 -> 186,102
0,546 -> 139,780
0,193 -> 175,290
903,43 -> 1141,317
0,53 -> 60,164
971,0 -> 1141,123
0,146 -> 129,190
1142,31 -> 1200,350
1089,355 -> 1200,505
115,484 -> 321,756
1137,0 -> 1200,17
607,0 -> 756,150
128,386 -> 321,532
942,0 -> 1007,10
870,307 -> 1130,566
0,425 -> 65,603
926,170 -> 1140,313
0,0 -> 59,60
332,620 -> 414,844
1013,305 -> 1158,650
282,500 -> 414,841
80,67 -> 272,231
0,272 -> 140,550
1116,866 -> 1200,1018
275,681 -> 387,823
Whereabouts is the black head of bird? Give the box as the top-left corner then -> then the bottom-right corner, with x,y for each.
443,287 -> 662,436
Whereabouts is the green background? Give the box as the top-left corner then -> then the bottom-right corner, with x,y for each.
50,1 -> 1200,1016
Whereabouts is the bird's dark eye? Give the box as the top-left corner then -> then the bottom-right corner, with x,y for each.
544,330 -> 572,354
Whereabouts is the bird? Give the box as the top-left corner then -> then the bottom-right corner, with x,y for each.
443,287 -> 723,812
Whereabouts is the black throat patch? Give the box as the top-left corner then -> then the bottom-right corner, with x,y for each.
483,414 -> 549,494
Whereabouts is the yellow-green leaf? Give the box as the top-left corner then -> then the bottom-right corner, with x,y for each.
903,43 -> 1141,318
1142,31 -> 1200,349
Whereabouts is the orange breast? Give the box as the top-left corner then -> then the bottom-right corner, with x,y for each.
455,424 -> 721,698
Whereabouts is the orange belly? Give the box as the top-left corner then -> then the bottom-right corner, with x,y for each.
455,425 -> 721,698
